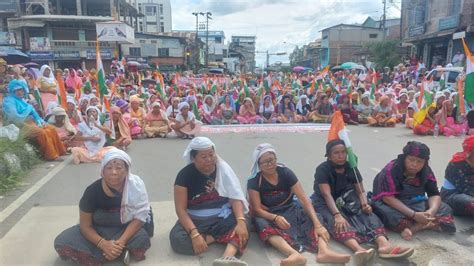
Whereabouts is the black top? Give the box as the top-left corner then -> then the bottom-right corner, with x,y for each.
79,179 -> 122,213
313,161 -> 362,206
247,166 -> 298,207
297,104 -> 312,116
175,163 -> 229,210
444,161 -> 474,196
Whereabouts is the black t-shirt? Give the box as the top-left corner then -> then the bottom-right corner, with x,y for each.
247,166 -> 298,207
297,104 -> 312,116
174,163 -> 229,210
79,179 -> 122,213
313,161 -> 362,204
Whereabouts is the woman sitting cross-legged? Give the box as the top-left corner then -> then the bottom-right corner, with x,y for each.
172,102 -> 202,139
440,136 -> 474,217
247,143 -> 351,266
312,139 -> 414,264
143,102 -> 170,138
54,148 -> 153,265
108,106 -> 132,150
170,137 -> 249,266
371,141 -> 456,240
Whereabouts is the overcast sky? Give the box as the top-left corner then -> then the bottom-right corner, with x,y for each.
171,0 -> 401,67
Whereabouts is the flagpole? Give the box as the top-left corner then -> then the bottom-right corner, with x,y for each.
351,167 -> 368,207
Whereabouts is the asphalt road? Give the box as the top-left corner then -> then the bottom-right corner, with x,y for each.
0,125 -> 473,265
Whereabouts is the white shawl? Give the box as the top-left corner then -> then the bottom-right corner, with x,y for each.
101,148 -> 150,223
183,137 -> 249,213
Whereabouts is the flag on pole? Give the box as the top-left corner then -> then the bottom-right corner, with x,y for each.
370,75 -> 377,100
56,73 -> 68,109
96,39 -> 108,102
457,78 -> 465,115
462,38 -> 474,104
327,111 -> 358,168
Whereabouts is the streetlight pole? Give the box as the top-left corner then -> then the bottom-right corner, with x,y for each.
204,11 -> 212,68
192,12 -> 199,71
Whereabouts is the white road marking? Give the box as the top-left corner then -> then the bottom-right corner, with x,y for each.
0,157 -> 72,223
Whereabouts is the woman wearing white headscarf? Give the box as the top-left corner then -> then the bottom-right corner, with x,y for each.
36,65 -> 58,109
70,106 -> 113,164
247,143 -> 350,265
201,94 -> 218,124
259,95 -> 276,123
47,106 -> 81,149
172,101 -> 202,139
170,137 -> 249,266
296,95 -> 312,122
55,148 -> 152,265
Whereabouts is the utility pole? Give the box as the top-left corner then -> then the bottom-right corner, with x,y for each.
192,12 -> 199,71
266,50 -> 269,69
205,11 -> 212,68
382,0 -> 387,41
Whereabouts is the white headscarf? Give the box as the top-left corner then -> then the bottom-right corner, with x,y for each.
39,65 -> 56,84
249,143 -> 276,179
296,95 -> 308,114
49,107 -> 77,134
178,101 -> 190,112
259,95 -> 274,114
183,137 -> 249,213
203,95 -> 216,114
101,148 -> 150,223
78,106 -> 105,156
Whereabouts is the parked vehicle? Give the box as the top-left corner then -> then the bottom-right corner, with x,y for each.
425,67 -> 463,91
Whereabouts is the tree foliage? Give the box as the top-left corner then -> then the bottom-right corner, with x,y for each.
367,41 -> 402,69
289,46 -> 304,66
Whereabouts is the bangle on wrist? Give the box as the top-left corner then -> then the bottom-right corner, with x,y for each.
237,217 -> 246,222
411,211 -> 416,219
333,212 -> 340,217
96,238 -> 104,248
188,228 -> 198,235
315,224 -> 323,229
273,215 -> 279,222
191,233 -> 201,239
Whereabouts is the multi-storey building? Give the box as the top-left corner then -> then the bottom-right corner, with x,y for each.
401,0 -> 473,68
5,0 -> 140,69
132,0 -> 172,33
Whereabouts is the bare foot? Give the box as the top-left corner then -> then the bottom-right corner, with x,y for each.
280,253 -> 306,266
354,248 -> 375,266
317,249 -> 351,264
401,228 -> 413,240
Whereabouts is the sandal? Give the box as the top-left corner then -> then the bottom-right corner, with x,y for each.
213,256 -> 248,266
379,246 -> 414,259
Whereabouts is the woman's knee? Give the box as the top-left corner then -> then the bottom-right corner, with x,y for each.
169,223 -> 194,255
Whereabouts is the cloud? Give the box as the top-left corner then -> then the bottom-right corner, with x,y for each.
171,0 -> 401,66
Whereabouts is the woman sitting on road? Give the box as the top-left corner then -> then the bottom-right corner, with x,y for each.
258,95 -> 276,124
172,102 -> 202,139
170,137 -> 249,266
312,139 -> 414,264
277,94 -> 298,123
70,106 -> 113,164
368,95 -> 397,127
218,94 -> 238,125
296,95 -> 312,122
435,100 -> 465,137
356,93 -> 374,124
3,80 -> 66,161
143,101 -> 170,138
337,94 -> 359,125
247,143 -> 350,266
48,106 -> 81,149
309,94 -> 334,123
108,106 -> 132,150
129,95 -> 146,139
371,141 -> 456,240
237,97 -> 261,124
413,104 -> 437,135
54,148 -> 152,265
201,95 -> 219,125
441,136 -> 474,217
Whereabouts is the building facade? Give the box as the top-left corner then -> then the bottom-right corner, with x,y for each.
6,0 -> 141,70
121,32 -> 187,71
132,0 -> 172,33
401,0 -> 473,68
229,35 -> 256,73
320,24 -> 384,67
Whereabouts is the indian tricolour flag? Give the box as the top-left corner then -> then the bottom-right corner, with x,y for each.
96,39 -> 108,103
462,38 -> 474,104
327,111 -> 358,168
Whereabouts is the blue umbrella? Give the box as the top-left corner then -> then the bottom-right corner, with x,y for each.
0,47 -> 30,64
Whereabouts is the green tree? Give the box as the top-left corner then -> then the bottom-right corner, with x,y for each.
367,41 -> 402,69
289,46 -> 304,66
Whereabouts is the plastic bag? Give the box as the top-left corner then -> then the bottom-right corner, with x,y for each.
0,124 -> 20,141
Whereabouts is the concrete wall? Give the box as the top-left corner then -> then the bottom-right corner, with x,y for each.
121,37 -> 184,57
